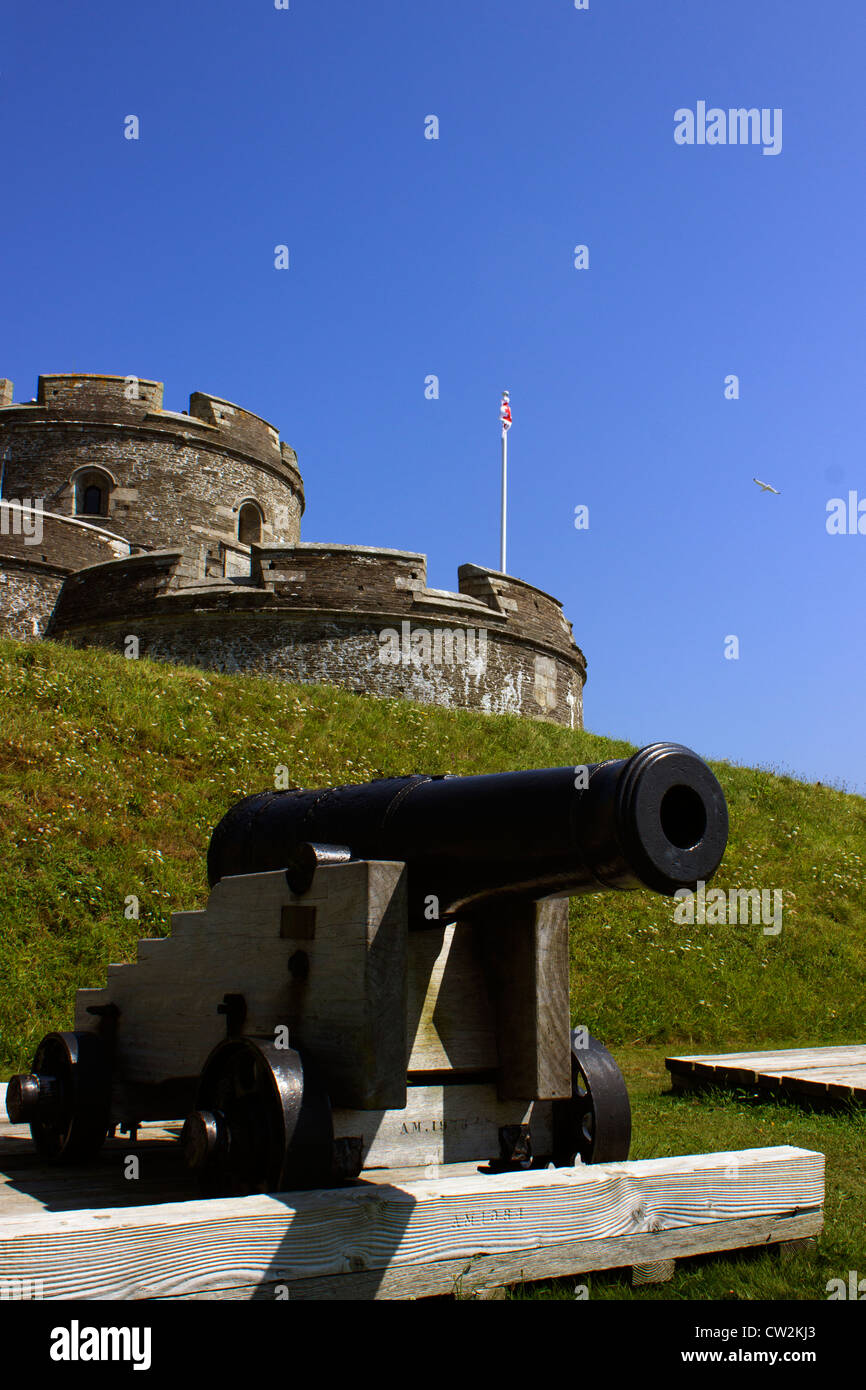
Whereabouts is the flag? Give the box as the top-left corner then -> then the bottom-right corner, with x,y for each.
500,390 -> 512,432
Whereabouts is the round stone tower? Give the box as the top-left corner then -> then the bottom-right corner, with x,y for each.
0,373 -> 304,576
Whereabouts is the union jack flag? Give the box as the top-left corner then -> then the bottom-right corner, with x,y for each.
500,390 -> 512,431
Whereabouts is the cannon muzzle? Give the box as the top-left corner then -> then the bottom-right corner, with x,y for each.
207,742 -> 728,921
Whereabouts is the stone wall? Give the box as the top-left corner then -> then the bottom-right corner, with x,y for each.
0,506 -> 132,641
0,560 -> 66,641
47,544 -> 587,727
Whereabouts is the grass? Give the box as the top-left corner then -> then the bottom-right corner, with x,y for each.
0,634 -> 864,1301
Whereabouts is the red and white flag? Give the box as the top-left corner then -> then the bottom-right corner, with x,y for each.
500,390 -> 512,432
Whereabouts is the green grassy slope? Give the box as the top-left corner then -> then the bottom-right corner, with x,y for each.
0,635 -> 864,1077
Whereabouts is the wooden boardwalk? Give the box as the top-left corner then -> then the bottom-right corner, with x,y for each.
666,1045 -> 866,1104
0,1091 -> 824,1299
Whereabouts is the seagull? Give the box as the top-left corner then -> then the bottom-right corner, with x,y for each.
753,478 -> 781,494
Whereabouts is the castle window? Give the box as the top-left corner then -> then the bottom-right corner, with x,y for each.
73,468 -> 114,518
238,502 -> 264,545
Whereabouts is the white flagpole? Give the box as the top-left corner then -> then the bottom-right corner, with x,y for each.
497,391 -> 511,569
500,423 -> 507,573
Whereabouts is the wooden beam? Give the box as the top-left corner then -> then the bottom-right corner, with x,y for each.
332,1085 -> 553,1169
74,862 -> 410,1113
405,925 -> 498,1074
155,1213 -> 825,1300
478,898 -> 571,1101
0,1146 -> 824,1300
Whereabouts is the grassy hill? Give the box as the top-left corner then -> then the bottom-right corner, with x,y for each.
1,636 -> 865,1302
1,635 -> 864,1077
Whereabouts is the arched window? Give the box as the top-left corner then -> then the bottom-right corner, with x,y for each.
73,468 -> 114,518
238,501 -> 264,545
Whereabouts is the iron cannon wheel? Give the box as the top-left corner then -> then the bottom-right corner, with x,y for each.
182,1036 -> 334,1196
552,1030 -> 632,1165
7,1031 -> 111,1163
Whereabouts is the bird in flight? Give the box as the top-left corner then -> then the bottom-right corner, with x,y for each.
753,477 -> 781,494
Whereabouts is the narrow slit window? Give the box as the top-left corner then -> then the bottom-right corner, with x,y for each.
82,484 -> 103,515
74,471 -> 112,517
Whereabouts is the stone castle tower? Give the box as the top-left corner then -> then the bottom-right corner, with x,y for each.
0,373 -> 586,727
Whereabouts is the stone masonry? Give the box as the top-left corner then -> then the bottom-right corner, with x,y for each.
0,373 -> 587,727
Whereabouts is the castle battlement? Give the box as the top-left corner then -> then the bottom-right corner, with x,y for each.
36,373 -> 165,412
0,376 -> 303,495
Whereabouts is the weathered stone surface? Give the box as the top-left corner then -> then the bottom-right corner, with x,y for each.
0,560 -> 66,640
54,611 -> 585,727
0,503 -> 132,641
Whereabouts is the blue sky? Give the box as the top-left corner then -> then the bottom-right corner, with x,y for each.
2,0 -> 864,791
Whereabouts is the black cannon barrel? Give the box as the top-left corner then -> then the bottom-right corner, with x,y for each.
207,743 -> 728,922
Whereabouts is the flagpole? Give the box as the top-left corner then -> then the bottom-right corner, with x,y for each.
500,420 -> 507,574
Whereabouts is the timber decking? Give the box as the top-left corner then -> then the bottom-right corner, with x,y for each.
666,1045 -> 866,1104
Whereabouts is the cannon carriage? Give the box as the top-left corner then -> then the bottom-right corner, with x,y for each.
7,742 -> 728,1196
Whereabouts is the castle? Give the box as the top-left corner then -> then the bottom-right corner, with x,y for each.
0,373 -> 587,727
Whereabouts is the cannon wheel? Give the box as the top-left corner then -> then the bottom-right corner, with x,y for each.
552,1030 -> 631,1165
6,1031 -> 111,1163
182,1036 -> 334,1196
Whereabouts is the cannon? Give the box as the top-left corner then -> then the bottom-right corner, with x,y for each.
7,743 -> 728,1196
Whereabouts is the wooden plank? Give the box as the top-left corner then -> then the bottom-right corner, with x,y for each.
0,1122 -> 189,1216
164,1212 -> 824,1300
0,1146 -> 824,1300
667,1045 -> 866,1070
743,1068 -> 866,1097
405,924 -> 498,1073
770,1065 -> 866,1084
73,862 -> 410,1112
479,898 -> 571,1101
632,1259 -> 675,1285
332,1086 -> 553,1169
666,1046 -> 866,1103
712,1065 -> 866,1085
358,1160 -> 486,1185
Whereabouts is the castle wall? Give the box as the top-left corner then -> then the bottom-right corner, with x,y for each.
0,560 -> 66,641
0,506 -> 131,641
47,545 -> 587,728
51,610 -> 585,728
254,543 -> 428,608
0,376 -> 304,563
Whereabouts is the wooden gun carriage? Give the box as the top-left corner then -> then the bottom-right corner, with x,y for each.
7,742 -> 728,1196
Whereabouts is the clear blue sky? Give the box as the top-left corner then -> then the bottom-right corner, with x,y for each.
2,1 -> 864,792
